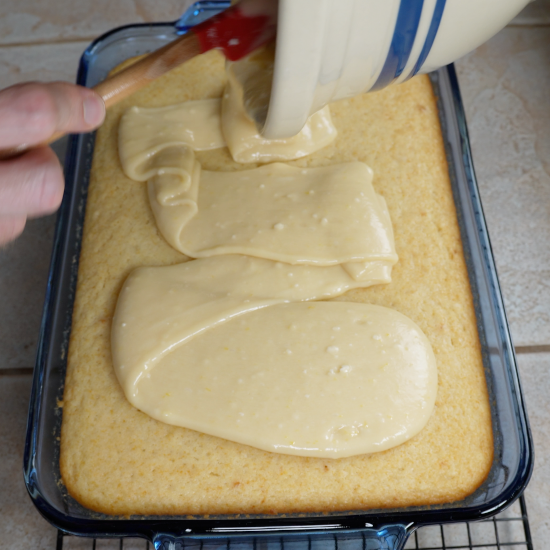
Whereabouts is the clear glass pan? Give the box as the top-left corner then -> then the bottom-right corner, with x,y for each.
23,3 -> 533,549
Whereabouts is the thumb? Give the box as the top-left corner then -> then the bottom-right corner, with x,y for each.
0,82 -> 105,149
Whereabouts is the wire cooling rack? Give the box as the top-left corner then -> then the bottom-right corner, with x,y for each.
56,496 -> 533,550
404,496 -> 533,550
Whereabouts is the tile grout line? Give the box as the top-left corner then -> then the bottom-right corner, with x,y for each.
515,345 -> 550,354
508,22 -> 550,28
0,38 -> 95,50
0,368 -> 34,376
0,29 -> 172,49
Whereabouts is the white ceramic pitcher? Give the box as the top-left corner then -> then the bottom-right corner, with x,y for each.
261,0 -> 532,138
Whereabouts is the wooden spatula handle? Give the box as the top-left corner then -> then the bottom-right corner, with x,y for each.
93,32 -> 201,108
0,32 -> 201,161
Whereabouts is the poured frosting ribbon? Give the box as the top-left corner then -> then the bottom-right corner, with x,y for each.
119,99 -> 397,280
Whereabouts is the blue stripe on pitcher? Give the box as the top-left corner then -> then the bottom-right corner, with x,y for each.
409,0 -> 447,78
371,0 -> 425,91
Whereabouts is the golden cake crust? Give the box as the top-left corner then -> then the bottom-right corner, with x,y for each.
59,51 -> 493,516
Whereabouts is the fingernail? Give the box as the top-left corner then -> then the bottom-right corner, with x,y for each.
83,95 -> 105,127
40,161 -> 64,211
41,179 -> 64,210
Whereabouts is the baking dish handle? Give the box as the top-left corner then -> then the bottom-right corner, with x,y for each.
153,524 -> 411,550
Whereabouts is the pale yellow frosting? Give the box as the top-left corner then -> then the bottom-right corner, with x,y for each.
222,63 -> 337,163
118,100 -> 397,278
147,161 -> 397,267
112,258 -> 437,458
112,255 -> 367,397
118,86 -> 337,168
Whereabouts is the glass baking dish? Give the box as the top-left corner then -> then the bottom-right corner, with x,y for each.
24,3 -> 533,549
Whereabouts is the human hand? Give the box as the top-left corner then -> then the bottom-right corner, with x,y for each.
0,82 -> 105,246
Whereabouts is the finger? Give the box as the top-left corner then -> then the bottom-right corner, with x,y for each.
0,146 -> 64,217
0,215 -> 26,247
0,82 -> 105,149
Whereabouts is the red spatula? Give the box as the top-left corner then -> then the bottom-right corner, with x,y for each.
0,0 -> 277,159
95,0 -> 277,107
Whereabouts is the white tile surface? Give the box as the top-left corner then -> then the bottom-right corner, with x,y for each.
455,27 -> 550,347
0,375 -> 57,549
0,42 -> 87,88
513,0 -> 550,25
0,0 -> 195,45
516,352 -> 550,550
0,215 -> 56,371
